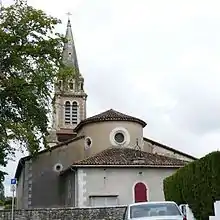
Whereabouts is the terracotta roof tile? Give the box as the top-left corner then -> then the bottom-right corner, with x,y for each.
70,148 -> 187,167
74,109 -> 147,132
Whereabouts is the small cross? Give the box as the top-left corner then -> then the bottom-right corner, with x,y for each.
66,12 -> 72,20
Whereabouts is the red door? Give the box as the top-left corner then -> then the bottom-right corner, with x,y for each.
134,182 -> 147,203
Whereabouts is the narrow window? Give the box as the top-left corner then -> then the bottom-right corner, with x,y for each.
80,82 -> 84,90
69,81 -> 74,90
58,80 -> 62,90
72,102 -> 78,124
65,101 -> 71,124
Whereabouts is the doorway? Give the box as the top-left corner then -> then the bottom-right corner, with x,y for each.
134,182 -> 147,203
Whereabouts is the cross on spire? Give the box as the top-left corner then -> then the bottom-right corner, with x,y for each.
66,12 -> 72,20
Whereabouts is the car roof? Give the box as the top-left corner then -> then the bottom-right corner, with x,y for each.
128,201 -> 178,207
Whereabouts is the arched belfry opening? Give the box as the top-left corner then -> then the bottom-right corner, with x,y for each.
64,101 -> 78,125
65,101 -> 71,124
72,101 -> 78,124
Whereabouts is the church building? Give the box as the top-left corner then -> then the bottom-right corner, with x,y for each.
15,19 -> 196,209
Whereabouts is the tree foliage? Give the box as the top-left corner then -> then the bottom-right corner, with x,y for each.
0,0 -> 65,176
163,151 -> 220,220
3,196 -> 16,210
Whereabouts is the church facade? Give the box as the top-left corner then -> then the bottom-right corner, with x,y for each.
15,19 -> 196,209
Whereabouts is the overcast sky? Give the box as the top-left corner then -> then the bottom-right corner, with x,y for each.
3,0 -> 220,196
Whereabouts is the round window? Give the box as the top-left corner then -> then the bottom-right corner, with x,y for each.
85,137 -> 92,149
110,127 -> 130,147
53,163 -> 63,172
114,132 -> 125,144
86,138 -> 92,146
56,164 -> 61,171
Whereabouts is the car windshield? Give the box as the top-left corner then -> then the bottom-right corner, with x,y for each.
130,203 -> 182,218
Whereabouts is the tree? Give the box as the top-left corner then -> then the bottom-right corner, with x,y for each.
4,196 -> 16,210
164,151 -> 220,220
0,0 -> 65,179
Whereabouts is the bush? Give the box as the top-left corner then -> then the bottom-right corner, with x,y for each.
163,151 -> 220,220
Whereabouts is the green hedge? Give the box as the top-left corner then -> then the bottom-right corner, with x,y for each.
163,151 -> 220,220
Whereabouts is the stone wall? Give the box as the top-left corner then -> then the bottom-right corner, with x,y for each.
0,206 -> 126,220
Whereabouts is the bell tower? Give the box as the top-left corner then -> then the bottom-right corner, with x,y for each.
48,18 -> 87,145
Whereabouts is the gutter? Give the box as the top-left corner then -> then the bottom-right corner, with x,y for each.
60,164 -> 185,176
70,164 -> 184,168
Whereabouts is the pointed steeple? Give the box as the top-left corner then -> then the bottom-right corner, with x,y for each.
48,16 -> 87,145
62,19 -> 79,72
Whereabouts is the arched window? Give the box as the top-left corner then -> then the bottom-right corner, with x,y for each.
69,81 -> 74,90
134,182 -> 148,203
72,101 -> 78,124
65,101 -> 71,124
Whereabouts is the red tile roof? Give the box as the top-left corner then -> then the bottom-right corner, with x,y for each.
66,148 -> 187,169
73,109 -> 147,132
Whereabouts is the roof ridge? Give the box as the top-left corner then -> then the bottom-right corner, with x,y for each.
74,109 -> 147,132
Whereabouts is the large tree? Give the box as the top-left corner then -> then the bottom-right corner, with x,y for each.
0,0 -> 64,180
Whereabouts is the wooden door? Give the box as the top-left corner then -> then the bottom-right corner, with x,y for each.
134,182 -> 147,203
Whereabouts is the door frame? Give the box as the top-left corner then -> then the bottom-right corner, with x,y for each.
132,181 -> 149,203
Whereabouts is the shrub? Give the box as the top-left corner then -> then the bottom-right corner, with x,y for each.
163,151 -> 220,220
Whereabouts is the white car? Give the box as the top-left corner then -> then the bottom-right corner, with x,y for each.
123,201 -> 186,220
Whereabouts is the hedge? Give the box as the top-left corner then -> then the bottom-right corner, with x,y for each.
163,151 -> 220,220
